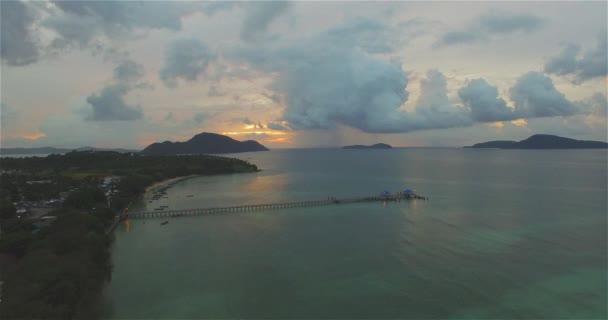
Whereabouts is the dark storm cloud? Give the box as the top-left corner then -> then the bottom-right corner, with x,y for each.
240,1 -> 292,42
459,78 -> 518,122
85,84 -> 143,121
435,12 -> 544,47
1,1 -> 39,66
544,34 -> 607,83
509,71 -> 578,117
160,38 -> 213,88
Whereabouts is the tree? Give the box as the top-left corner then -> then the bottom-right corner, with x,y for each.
0,199 -> 16,221
63,187 -> 106,210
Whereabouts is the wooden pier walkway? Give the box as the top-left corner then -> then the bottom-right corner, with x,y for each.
124,194 -> 426,220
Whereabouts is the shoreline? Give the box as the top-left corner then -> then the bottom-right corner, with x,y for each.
144,174 -> 199,194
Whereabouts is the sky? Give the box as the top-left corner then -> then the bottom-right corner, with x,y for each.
1,1 -> 606,149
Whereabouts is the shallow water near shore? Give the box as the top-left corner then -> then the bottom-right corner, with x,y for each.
105,148 -> 607,319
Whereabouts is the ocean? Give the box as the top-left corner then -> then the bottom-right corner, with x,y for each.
103,148 -> 607,319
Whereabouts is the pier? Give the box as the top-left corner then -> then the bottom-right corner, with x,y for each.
123,193 -> 427,220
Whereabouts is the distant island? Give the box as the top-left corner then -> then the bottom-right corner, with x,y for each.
466,134 -> 608,149
141,132 -> 269,155
343,143 -> 393,149
0,146 -> 139,155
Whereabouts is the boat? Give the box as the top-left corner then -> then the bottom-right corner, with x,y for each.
160,221 -> 169,226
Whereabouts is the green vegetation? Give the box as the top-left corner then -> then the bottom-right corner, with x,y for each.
0,150 -> 258,178
0,188 -> 113,319
0,151 -> 258,319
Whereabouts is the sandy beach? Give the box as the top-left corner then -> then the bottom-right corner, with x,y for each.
144,175 -> 199,194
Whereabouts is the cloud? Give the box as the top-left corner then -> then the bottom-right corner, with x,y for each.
544,34 -> 607,83
51,1 -> 190,34
2,1 -> 206,66
459,72 -> 580,122
4,1 -> 204,65
231,17 -> 416,133
579,93 -> 608,118
1,102 -> 19,134
478,13 -> 544,34
232,18 -> 580,134
411,70 -> 472,130
267,122 -> 289,131
240,117 -> 265,129
277,49 -> 410,133
79,58 -> 147,121
1,102 -> 18,121
85,84 -> 143,121
43,10 -> 103,51
436,31 -> 484,47
240,1 -> 292,42
544,44 -> 580,76
323,17 -> 393,53
1,1 -> 39,66
164,112 -> 175,122
160,38 -> 213,88
459,78 -> 518,122
589,93 -> 607,118
113,59 -> 145,83
33,114 -> 143,148
241,117 -> 253,125
459,72 -> 583,123
509,71 -> 578,118
435,12 -> 544,47
207,85 -> 222,97
193,112 -> 207,124
201,1 -> 239,16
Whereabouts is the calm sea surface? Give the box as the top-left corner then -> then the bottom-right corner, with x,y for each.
104,148 -> 607,319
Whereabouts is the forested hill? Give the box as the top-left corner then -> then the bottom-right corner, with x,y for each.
343,143 -> 393,149
141,132 -> 269,155
466,134 -> 608,149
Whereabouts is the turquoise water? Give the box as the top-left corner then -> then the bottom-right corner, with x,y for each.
105,149 -> 607,319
